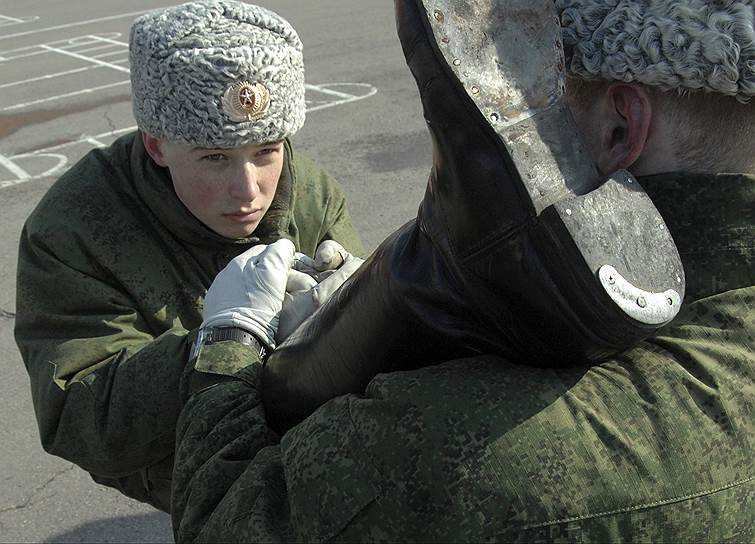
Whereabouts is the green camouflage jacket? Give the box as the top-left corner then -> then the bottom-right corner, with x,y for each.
14,131 -> 364,511
172,173 -> 753,542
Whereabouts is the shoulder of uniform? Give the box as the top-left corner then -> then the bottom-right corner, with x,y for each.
23,132 -> 139,240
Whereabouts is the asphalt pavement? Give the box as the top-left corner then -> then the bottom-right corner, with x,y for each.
0,0 -> 430,541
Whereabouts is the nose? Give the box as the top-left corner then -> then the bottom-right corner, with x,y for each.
229,162 -> 259,200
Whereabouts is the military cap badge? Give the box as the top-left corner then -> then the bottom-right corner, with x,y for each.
222,81 -> 271,122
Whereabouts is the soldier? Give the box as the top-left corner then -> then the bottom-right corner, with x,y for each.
172,0 -> 753,541
14,0 -> 363,512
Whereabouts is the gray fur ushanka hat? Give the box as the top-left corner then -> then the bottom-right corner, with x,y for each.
555,0 -> 755,102
129,0 -> 305,147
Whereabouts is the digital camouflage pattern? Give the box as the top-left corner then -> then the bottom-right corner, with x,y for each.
172,173 -> 753,542
14,131 -> 364,510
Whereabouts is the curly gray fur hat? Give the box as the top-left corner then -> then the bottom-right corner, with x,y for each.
555,0 -> 755,102
129,0 -> 305,147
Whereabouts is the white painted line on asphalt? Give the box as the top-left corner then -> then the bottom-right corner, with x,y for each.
91,50 -> 126,59
0,154 -> 31,180
0,127 -> 135,188
306,84 -> 357,100
0,10 -> 153,41
28,126 -> 136,154
0,14 -> 25,23
0,33 -> 121,57
39,44 -> 131,73
1,80 -> 130,111
67,43 -> 121,56
308,96 -> 371,112
86,34 -> 129,48
2,81 -> 376,114
0,15 -> 39,26
0,83 -> 378,188
0,153 -> 68,189
0,66 -> 94,89
0,48 -> 47,61
306,83 -> 378,112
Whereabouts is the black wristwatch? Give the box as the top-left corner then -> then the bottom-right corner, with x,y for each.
190,326 -> 268,362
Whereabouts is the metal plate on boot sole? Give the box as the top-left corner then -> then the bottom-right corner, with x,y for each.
553,170 -> 685,325
421,0 -> 600,214
423,0 -> 563,123
599,265 -> 681,325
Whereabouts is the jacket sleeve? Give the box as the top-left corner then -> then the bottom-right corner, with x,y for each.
172,353 -> 383,544
15,222 -> 194,478
171,362 -> 288,543
171,287 -> 755,542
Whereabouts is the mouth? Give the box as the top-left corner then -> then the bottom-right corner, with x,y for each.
223,209 -> 262,222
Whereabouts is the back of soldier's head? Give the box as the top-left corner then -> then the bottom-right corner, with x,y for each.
556,0 -> 755,174
128,0 -> 306,149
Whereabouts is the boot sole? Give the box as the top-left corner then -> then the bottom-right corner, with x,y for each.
414,0 -> 685,338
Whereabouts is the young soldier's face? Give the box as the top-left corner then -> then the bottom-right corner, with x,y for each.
144,134 -> 284,239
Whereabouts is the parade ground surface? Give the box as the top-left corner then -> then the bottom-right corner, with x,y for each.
0,1 -> 430,540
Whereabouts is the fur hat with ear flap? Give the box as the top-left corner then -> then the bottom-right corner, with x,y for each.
555,0 -> 755,102
129,0 -> 306,147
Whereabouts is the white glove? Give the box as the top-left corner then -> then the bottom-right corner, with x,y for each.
287,239 -> 351,284
276,241 -> 365,343
202,239 -> 296,349
312,239 -> 350,271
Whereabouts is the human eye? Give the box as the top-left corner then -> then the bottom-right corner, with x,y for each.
256,147 -> 277,157
201,152 -> 228,162
256,142 -> 283,158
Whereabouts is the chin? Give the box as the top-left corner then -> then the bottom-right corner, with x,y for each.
230,225 -> 259,239
210,218 -> 261,240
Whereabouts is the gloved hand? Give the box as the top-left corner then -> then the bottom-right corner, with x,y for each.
202,239 -> 296,349
276,241 -> 364,343
287,239 -> 352,283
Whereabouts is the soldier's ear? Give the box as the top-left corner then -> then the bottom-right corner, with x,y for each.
142,132 -> 170,167
596,82 -> 652,174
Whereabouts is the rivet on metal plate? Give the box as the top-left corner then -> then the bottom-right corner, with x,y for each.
599,264 -> 681,325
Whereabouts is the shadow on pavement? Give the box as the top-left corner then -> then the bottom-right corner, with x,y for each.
45,511 -> 173,543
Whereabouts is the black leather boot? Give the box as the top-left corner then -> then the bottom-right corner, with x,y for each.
263,0 -> 684,431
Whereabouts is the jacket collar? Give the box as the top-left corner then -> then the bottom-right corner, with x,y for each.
130,132 -> 295,248
639,172 -> 754,300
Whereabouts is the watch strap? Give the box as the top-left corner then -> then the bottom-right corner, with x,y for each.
190,326 -> 268,362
